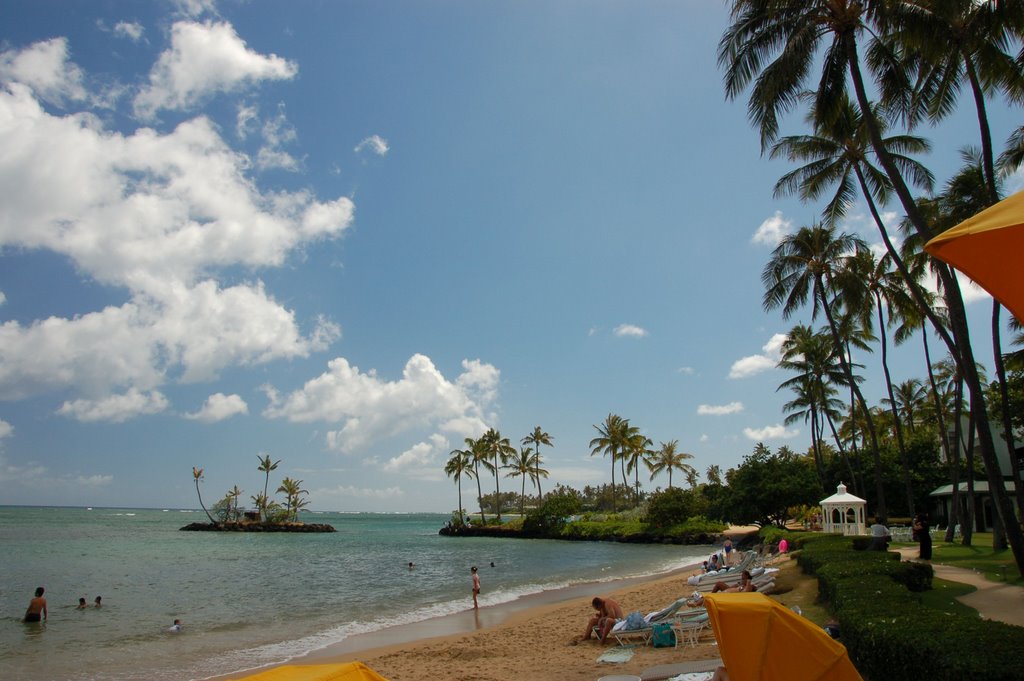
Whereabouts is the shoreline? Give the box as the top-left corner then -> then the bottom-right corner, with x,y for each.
209,557 -> 720,679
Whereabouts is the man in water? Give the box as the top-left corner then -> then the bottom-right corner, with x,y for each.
578,596 -> 624,644
168,618 -> 183,633
24,587 -> 47,623
94,596 -> 103,608
77,597 -> 88,609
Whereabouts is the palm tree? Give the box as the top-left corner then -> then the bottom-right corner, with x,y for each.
624,431 -> 652,506
192,466 -> 217,525
507,447 -> 536,515
257,454 -> 281,522
276,477 -> 308,522
646,440 -> 696,490
445,447 -> 474,525
590,414 -> 628,512
762,223 -> 889,520
480,428 -> 515,521
466,436 -> 494,524
521,426 -> 553,500
890,379 -> 927,434
228,485 -> 243,521
720,0 -> 1024,573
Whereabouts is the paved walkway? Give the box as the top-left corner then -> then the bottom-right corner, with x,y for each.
894,547 -> 1024,627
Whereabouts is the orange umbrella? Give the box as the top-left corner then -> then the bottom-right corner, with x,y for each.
924,189 -> 1024,321
703,593 -> 862,681
229,661 -> 390,681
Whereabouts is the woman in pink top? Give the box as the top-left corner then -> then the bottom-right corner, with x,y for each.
471,566 -> 481,608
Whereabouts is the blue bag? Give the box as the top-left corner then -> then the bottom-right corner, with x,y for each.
651,622 -> 675,648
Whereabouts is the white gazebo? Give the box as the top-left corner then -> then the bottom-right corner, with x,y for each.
820,481 -> 867,535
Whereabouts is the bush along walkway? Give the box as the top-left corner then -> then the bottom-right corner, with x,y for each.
894,546 -> 1024,627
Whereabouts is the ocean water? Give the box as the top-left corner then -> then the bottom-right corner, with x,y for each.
0,506 -> 711,681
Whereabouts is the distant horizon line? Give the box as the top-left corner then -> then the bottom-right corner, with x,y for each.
0,504 -> 451,515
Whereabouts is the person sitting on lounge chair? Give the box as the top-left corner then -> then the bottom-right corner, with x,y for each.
710,570 -> 755,593
577,596 -> 624,644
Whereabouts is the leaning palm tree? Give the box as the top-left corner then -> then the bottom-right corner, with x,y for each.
445,447 -> 474,525
646,440 -> 695,490
762,223 -> 889,521
257,454 -> 281,522
590,414 -> 628,512
466,436 -> 494,524
507,447 -> 536,515
480,428 -> 515,521
192,467 -> 217,525
521,426 -> 554,500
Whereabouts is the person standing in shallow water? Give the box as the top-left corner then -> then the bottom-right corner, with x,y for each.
94,596 -> 102,608
25,587 -> 47,623
471,566 -> 481,608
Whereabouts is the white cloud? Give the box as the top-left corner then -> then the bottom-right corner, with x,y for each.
743,424 -> 799,440
614,324 -> 648,338
172,0 -> 218,18
0,38 -> 87,105
0,453 -> 47,483
728,333 -> 786,378
57,389 -> 169,423
698,402 -> 744,415
314,484 -> 405,500
383,434 -> 449,479
185,392 -> 248,422
114,22 -> 145,43
751,210 -> 791,247
76,474 -> 113,486
677,366 -> 694,375
354,135 -> 389,156
263,354 -> 498,454
0,78 -> 351,407
699,434 -> 709,443
0,418 -> 12,440
134,21 -> 298,118
255,105 -> 299,171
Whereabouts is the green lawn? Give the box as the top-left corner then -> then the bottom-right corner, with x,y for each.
897,532 -> 1024,585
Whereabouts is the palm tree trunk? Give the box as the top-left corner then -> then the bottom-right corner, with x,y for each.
992,302 -> 1024,520
474,463 -> 487,524
819,273 -> 888,521
876,295 -> 914,516
845,37 -> 1024,575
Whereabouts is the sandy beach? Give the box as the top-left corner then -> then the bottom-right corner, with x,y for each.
220,544 -> 800,681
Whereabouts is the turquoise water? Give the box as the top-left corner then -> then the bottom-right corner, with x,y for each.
0,506 -> 710,680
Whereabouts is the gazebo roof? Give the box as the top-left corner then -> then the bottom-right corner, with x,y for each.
820,482 -> 866,505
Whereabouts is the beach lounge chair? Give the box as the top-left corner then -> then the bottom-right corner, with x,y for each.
609,598 -> 690,646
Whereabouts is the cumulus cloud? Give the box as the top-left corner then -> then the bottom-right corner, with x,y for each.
743,424 -> 799,440
698,402 -> 744,416
383,433 -> 449,479
0,453 -> 47,483
185,392 -> 248,422
354,134 -> 389,156
677,366 -> 694,375
0,38 -> 87,105
751,211 -> 792,247
0,418 -> 12,440
114,22 -> 145,42
614,324 -> 648,338
729,333 -> 786,379
134,21 -> 297,118
263,355 -> 498,454
57,389 -> 169,423
0,63 -> 352,408
255,105 -> 300,171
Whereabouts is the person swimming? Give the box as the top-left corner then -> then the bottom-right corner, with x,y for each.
24,587 -> 47,623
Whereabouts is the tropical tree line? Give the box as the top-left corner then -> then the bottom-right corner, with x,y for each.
717,0 -> 1024,575
191,454 -> 310,525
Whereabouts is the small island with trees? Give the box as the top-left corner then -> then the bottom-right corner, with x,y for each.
181,455 -> 335,532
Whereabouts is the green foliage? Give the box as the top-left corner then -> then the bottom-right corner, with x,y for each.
643,487 -> 707,526
522,489 -> 582,535
796,535 -> 1024,681
723,444 -> 819,526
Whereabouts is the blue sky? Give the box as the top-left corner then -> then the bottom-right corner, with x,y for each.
0,0 -> 1020,512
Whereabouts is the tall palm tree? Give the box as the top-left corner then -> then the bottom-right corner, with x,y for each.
229,485 -> 243,520
590,414 -> 628,512
843,246 -> 917,515
507,447 -> 536,515
890,379 -> 927,435
646,440 -> 696,490
257,454 -> 281,522
762,223 -> 889,520
480,428 -> 515,521
192,466 -> 217,525
624,431 -> 652,506
720,0 -> 1024,572
521,426 -> 554,500
445,447 -> 474,525
467,436 -> 494,524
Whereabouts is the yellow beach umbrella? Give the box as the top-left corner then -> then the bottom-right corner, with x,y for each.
229,661 -> 391,681
924,189 -> 1024,321
703,593 -> 862,681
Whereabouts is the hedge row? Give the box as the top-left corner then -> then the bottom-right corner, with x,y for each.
793,534 -> 1024,681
